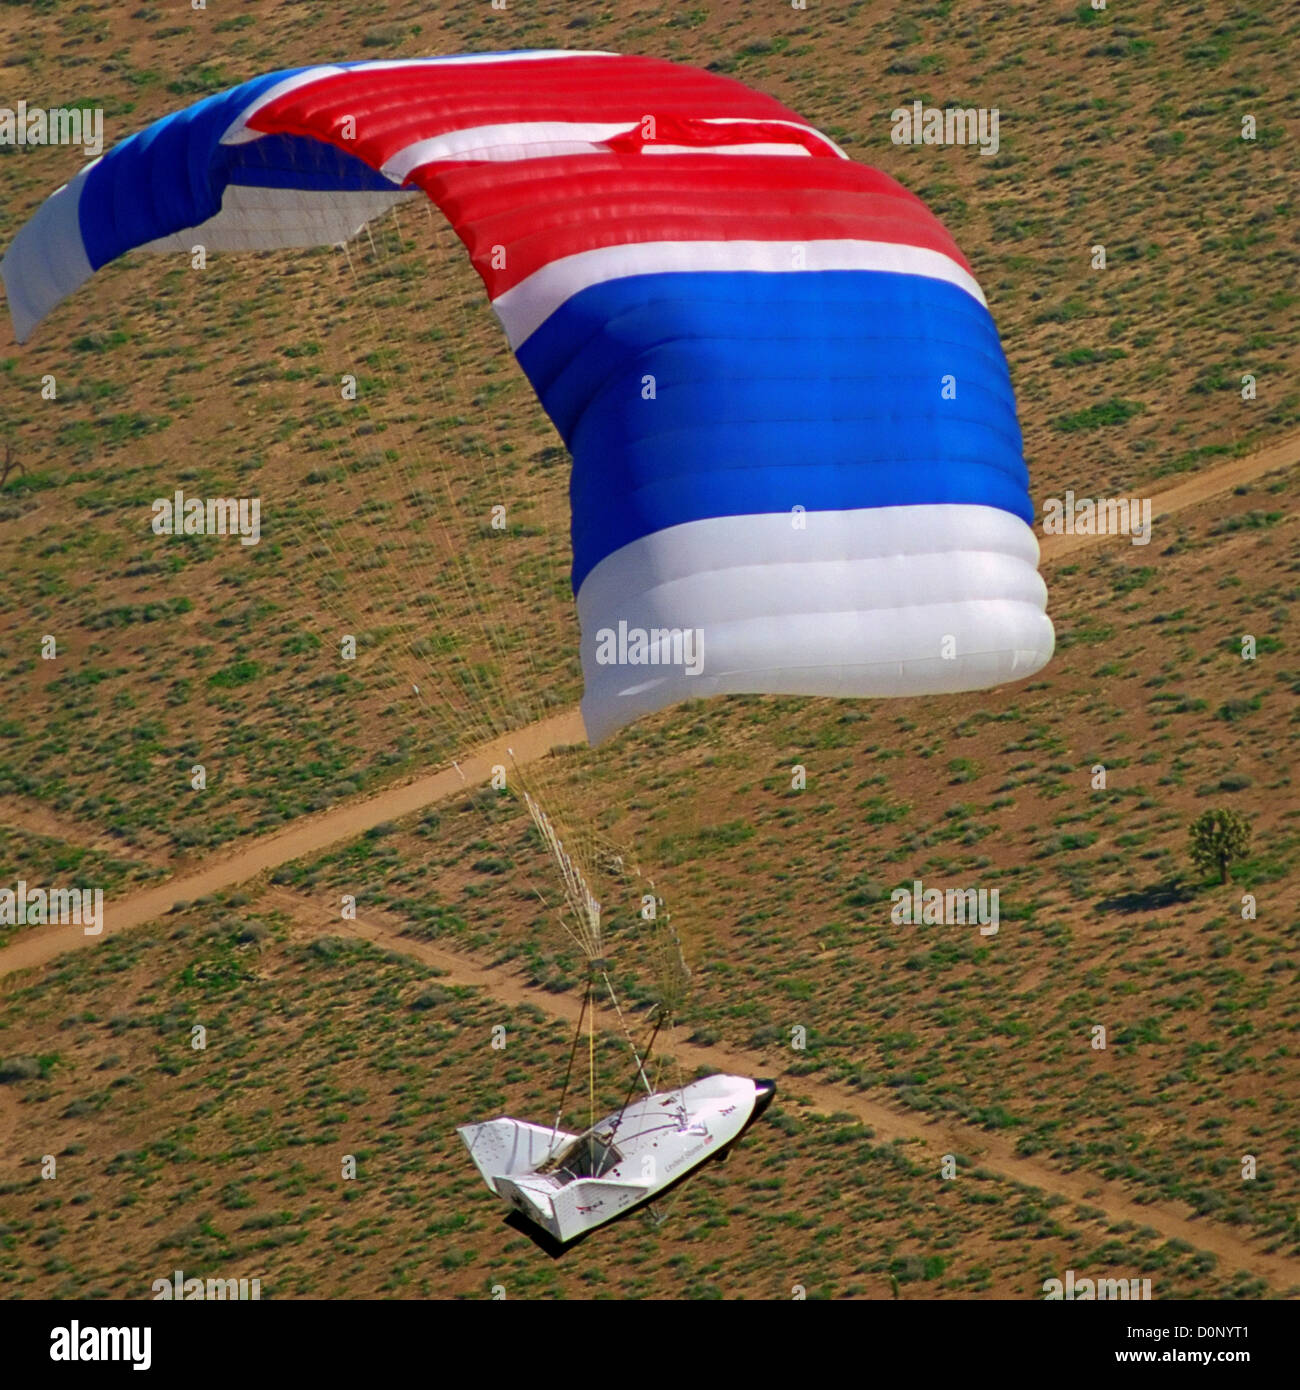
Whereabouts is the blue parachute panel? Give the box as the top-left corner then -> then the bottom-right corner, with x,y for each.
514,270 -> 1031,591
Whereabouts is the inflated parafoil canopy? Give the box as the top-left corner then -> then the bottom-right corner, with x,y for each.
2,50 -> 1054,744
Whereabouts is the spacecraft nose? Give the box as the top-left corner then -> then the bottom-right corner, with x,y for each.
753,1079 -> 777,1118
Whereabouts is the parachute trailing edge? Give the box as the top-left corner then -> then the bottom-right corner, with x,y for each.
1,49 -> 1054,743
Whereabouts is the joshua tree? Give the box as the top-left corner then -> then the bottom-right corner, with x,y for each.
1188,808 -> 1251,885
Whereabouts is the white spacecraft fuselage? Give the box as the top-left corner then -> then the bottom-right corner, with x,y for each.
458,1073 -> 776,1243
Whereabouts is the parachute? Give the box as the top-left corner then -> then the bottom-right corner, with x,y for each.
2,50 -> 1053,748
3,54 -> 1055,1199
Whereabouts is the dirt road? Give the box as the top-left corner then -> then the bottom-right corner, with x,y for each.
4,431 -> 1294,984
1039,431 -> 1298,561
0,708 -> 583,976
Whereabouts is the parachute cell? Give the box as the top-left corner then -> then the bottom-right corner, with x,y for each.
1,50 -> 1054,743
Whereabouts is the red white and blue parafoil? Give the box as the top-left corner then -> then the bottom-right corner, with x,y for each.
1,51 -> 1054,742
